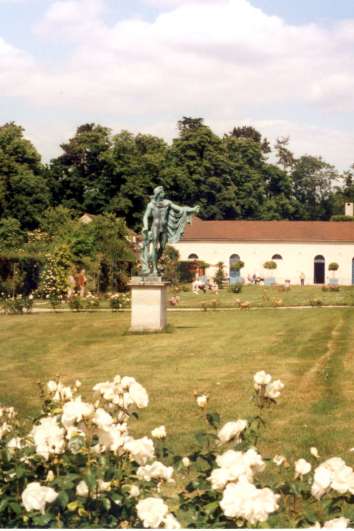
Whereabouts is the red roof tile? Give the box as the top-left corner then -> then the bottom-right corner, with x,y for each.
181,218 -> 354,243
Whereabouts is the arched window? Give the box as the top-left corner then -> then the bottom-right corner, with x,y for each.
272,254 -> 283,260
188,253 -> 198,260
314,255 -> 325,284
229,254 -> 241,282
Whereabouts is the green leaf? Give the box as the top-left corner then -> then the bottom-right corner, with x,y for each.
0,499 -> 8,512
195,432 -> 207,445
57,490 -> 69,509
67,501 -> 79,512
102,497 -> 111,511
33,513 -> 52,526
205,501 -> 219,514
206,412 -> 220,429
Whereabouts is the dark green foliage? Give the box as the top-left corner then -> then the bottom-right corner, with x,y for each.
1,118 -> 354,236
161,245 -> 180,285
0,123 -> 50,229
230,283 -> 243,293
177,261 -> 198,283
264,260 -> 277,270
214,262 -> 226,288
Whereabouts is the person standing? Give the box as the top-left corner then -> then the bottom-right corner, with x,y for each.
300,272 -> 305,287
78,269 -> 87,297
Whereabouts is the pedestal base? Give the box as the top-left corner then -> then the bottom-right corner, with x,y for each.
128,277 -> 168,332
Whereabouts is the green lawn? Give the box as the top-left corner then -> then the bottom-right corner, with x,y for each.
0,309 -> 353,464
32,285 -> 354,312
174,284 -> 354,308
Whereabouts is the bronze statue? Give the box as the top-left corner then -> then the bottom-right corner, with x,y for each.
140,186 -> 199,276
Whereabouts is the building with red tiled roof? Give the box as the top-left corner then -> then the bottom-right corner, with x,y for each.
173,217 -> 354,286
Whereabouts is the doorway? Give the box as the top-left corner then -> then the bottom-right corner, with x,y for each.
314,255 -> 325,284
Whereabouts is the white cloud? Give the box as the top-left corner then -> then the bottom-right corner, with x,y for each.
1,0 -> 354,167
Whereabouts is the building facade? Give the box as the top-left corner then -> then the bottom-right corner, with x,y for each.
173,218 -> 354,286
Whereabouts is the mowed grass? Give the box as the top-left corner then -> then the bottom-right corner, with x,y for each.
175,284 -> 354,308
0,308 -> 353,463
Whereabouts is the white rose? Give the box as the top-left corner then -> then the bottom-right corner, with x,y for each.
22,482 -> 58,514
163,513 -> 181,529
208,467 -> 231,490
254,371 -> 272,387
323,517 -> 350,528
151,426 -> 167,439
46,470 -> 55,482
196,394 -> 208,408
47,380 -> 58,393
137,461 -> 174,483
97,423 -> 128,453
76,480 -> 89,497
121,376 -> 136,390
31,417 -> 65,460
311,466 -> 332,499
93,408 -> 113,429
264,379 -> 284,399
7,437 -> 22,450
310,447 -> 320,459
124,436 -> 155,465
273,455 -> 286,466
129,485 -> 140,498
97,480 -> 111,492
217,420 -> 248,444
182,457 -> 191,468
136,497 -> 169,528
295,458 -> 312,478
61,397 -> 94,428
129,382 -> 149,409
220,477 -> 280,525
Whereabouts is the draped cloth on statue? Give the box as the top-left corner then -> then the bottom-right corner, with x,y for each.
167,208 -> 193,244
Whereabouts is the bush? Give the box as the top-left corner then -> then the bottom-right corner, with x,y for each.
310,298 -> 323,306
109,293 -> 131,311
328,262 -> 339,272
263,260 -> 277,270
0,295 -> 33,315
229,283 -> 243,294
84,293 -> 100,310
230,260 -> 245,272
214,262 -> 226,289
322,285 -> 340,293
0,371 -> 353,528
68,296 -> 82,312
177,261 -> 208,283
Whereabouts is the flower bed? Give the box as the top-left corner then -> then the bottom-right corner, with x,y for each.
0,370 -> 353,528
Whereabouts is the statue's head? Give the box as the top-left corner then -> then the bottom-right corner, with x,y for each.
153,186 -> 164,199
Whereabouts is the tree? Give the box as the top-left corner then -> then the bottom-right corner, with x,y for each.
48,124 -> 113,215
164,117 -> 238,220
107,132 -> 168,230
291,155 -> 338,220
274,137 -> 295,172
0,217 -> 25,252
230,126 -> 271,154
0,122 -> 50,229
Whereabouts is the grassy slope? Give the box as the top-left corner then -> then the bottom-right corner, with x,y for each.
0,309 -> 353,462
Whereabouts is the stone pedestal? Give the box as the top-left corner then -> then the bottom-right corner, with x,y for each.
128,277 -> 168,332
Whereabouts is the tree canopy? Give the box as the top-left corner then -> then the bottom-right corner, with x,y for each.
0,118 -> 352,233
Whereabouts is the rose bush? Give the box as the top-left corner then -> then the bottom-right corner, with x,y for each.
0,370 -> 353,528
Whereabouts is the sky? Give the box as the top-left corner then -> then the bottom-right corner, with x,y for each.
1,0 -> 354,169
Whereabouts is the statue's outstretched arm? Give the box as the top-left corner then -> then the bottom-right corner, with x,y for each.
169,201 -> 199,214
